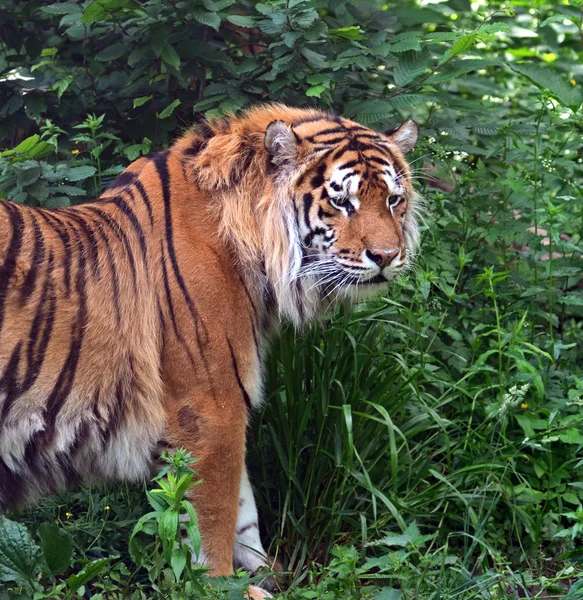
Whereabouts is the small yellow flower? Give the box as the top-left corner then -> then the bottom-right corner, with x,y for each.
71,149 -> 80,155
571,79 -> 576,86
104,505 -> 110,511
520,403 -> 528,409
65,511 -> 73,519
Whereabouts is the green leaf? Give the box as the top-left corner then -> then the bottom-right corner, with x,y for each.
159,510 -> 179,552
375,589 -> 402,600
171,546 -> 187,581
66,557 -> 112,598
25,95 -> 47,121
559,295 -> 583,306
387,93 -> 432,109
539,14 -> 575,28
306,85 -> 326,97
0,93 -> 24,118
95,44 -> 125,61
181,501 -> 201,560
54,185 -> 87,196
65,166 -> 97,182
0,517 -> 40,585
17,167 -> 41,189
439,32 -> 478,64
329,26 -> 362,41
133,95 -> 152,108
300,47 -> 327,69
41,2 -> 81,15
193,9 -> 221,31
39,523 -> 73,576
394,50 -> 431,87
511,62 -> 583,109
161,44 -> 181,70
227,15 -> 256,28
351,100 -> 395,124
159,99 -> 181,119
81,1 -> 108,23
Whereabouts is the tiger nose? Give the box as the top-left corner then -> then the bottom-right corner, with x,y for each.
365,248 -> 401,268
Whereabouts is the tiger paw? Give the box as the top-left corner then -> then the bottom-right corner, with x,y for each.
246,585 -> 273,599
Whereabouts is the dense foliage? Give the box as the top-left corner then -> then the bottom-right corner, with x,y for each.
1,0 -> 582,597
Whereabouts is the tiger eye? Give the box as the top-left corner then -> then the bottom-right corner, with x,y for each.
387,195 -> 403,208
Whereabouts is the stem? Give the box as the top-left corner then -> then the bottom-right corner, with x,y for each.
490,276 -> 503,389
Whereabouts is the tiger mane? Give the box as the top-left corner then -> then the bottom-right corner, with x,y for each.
178,104 -> 328,325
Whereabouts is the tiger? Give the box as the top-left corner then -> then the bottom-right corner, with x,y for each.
0,104 -> 419,599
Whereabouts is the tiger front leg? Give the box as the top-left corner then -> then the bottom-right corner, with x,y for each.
166,398 -> 271,599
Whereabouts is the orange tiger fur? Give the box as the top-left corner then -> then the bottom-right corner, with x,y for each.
0,104 -> 420,598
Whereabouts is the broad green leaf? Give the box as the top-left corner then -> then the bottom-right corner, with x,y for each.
559,295 -> 583,306
375,589 -> 402,600
81,1 -> 108,23
95,44 -> 125,61
300,47 -> 327,69
439,32 -> 477,64
25,95 -> 46,121
161,45 -> 181,70
329,26 -> 362,40
39,523 -> 73,576
306,85 -> 326,97
16,167 -> 41,189
181,501 -> 201,560
193,9 -> 221,31
512,62 -> 583,109
133,95 -> 152,108
159,99 -> 181,119
65,166 -> 97,182
41,2 -> 81,14
394,50 -> 431,87
171,547 -> 187,581
0,517 -> 40,585
66,557 -> 112,598
227,15 -> 256,28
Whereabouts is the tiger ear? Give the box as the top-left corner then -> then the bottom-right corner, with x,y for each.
265,120 -> 298,167
385,120 -> 420,155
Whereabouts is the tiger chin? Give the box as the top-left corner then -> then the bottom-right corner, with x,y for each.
0,104 -> 419,599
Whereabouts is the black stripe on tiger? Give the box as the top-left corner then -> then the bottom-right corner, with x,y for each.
19,213 -> 45,304
86,206 -> 138,293
226,337 -> 252,410
36,210 -> 73,296
0,341 -> 23,422
83,212 -> 122,327
19,250 -> 57,398
153,151 -> 211,356
63,211 -> 101,279
107,171 -> 137,189
133,179 -> 154,228
0,202 -> 25,336
160,241 -> 196,366
24,227 -> 89,466
106,192 -> 149,268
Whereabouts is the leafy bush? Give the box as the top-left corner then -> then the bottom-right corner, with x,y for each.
2,0 -> 583,597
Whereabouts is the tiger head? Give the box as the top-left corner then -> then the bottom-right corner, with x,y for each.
189,106 -> 421,325
263,113 -> 420,311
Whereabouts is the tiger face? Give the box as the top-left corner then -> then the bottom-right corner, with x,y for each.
264,116 -> 420,302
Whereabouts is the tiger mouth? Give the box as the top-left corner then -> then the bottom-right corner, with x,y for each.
344,273 -> 387,285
